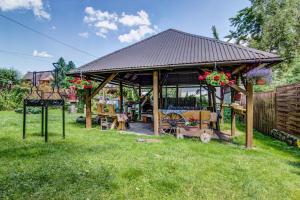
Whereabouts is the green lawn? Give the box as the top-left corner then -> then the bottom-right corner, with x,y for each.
0,110 -> 299,200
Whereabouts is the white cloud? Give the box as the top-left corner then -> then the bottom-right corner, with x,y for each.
119,10 -> 151,27
118,25 -> 155,43
32,50 -> 53,58
82,7 -> 157,42
0,0 -> 50,20
51,25 -> 56,30
78,32 -> 89,38
83,6 -> 118,38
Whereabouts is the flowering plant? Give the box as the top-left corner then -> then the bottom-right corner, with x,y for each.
186,117 -> 198,126
198,70 -> 235,86
67,77 -> 94,90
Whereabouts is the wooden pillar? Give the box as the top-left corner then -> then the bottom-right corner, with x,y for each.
138,85 -> 141,120
231,89 -> 236,136
153,71 -> 159,135
119,80 -> 123,113
220,88 -> 224,125
246,81 -> 254,148
85,89 -> 92,129
176,84 -> 179,106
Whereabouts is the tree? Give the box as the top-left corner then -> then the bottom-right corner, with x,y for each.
54,57 -> 76,88
0,68 -> 20,89
227,0 -> 300,86
227,0 -> 300,63
211,25 -> 220,40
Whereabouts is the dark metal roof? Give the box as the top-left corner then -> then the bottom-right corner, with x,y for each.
72,29 -> 282,74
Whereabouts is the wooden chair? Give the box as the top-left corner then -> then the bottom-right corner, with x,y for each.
100,117 -> 110,130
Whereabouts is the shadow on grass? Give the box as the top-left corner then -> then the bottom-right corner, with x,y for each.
230,123 -> 300,158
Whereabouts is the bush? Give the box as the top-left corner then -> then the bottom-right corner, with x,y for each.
0,86 -> 29,111
15,107 -> 41,114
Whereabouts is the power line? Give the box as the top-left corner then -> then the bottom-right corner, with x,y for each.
0,49 -> 86,66
0,49 -> 53,59
0,14 -> 97,59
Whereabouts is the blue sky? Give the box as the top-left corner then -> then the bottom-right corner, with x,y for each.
0,0 -> 250,74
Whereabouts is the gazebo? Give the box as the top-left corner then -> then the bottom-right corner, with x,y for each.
69,29 -> 282,148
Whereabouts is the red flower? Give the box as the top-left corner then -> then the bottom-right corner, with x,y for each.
198,75 -> 205,81
214,75 -> 220,81
226,72 -> 231,78
204,71 -> 211,75
229,80 -> 236,86
220,81 -> 225,86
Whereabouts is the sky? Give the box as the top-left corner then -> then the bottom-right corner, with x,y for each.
0,0 -> 250,74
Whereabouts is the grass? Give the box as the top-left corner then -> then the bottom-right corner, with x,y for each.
0,110 -> 299,200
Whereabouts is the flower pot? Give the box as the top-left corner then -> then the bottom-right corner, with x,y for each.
256,78 -> 266,85
186,126 -> 199,132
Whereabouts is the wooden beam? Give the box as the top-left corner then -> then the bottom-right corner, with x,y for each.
153,71 -> 159,135
246,81 -> 254,148
88,73 -> 117,101
230,84 -> 247,96
85,89 -> 92,129
232,65 -> 246,75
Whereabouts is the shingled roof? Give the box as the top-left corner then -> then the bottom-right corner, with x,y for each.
73,29 -> 281,74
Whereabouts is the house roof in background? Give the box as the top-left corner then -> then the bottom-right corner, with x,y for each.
71,29 -> 282,74
23,71 -> 53,81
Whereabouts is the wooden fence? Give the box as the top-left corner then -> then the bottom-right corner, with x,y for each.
241,82 -> 300,136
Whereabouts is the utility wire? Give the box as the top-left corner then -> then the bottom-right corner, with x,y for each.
0,14 -> 97,59
0,49 -> 53,59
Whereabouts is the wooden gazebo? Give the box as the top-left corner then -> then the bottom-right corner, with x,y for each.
69,29 -> 282,148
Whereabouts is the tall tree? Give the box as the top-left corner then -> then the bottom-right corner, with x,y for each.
55,57 -> 76,88
227,0 -> 300,63
227,0 -> 300,86
0,68 -> 20,88
211,25 -> 220,40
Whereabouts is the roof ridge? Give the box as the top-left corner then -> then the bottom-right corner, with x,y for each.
170,29 -> 278,58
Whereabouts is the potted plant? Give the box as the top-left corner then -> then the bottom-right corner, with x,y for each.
246,67 -> 271,85
185,117 -> 199,132
198,70 -> 236,86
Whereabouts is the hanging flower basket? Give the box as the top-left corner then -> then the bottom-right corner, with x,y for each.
246,67 -> 271,85
68,77 -> 94,90
198,70 -> 235,87
256,78 -> 266,85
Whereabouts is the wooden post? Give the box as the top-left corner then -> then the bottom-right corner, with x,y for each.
246,81 -> 253,148
85,89 -> 92,129
153,71 -> 159,135
138,85 -> 142,120
176,84 -> 179,106
231,89 -> 236,136
119,80 -> 123,113
220,88 -> 224,125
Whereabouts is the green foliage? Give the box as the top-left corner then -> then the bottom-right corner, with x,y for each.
211,25 -> 220,40
15,107 -> 41,114
228,0 -> 300,89
0,68 -> 20,88
55,57 -> 76,89
0,86 -> 29,111
0,111 -> 299,199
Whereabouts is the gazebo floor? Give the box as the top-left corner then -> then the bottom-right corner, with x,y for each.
127,122 -> 154,135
